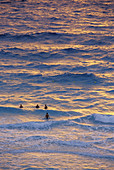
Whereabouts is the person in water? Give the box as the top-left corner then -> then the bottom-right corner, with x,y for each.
19,104 -> 23,108
45,113 -> 49,119
44,104 -> 48,109
36,104 -> 40,108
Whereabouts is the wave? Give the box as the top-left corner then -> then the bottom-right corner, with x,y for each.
0,32 -> 113,48
93,114 -> 114,124
0,0 -> 11,4
82,38 -> 111,46
106,90 -> 114,94
0,32 -> 69,41
0,106 -> 28,115
0,32 -> 88,44
62,47 -> 88,54
0,106 -> 79,116
51,139 -> 92,148
21,72 -> 104,86
75,113 -> 114,125
0,108 -> 113,133
3,146 -> 114,160
0,120 -> 69,131
47,72 -> 104,85
25,135 -> 47,141
0,106 -> 113,131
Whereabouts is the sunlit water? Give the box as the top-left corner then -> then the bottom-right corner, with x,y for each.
0,0 -> 114,169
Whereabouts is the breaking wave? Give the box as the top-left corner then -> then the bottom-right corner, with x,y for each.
75,113 -> 114,125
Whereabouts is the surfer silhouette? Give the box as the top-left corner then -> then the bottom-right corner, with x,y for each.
19,104 -> 23,108
44,104 -> 48,109
36,104 -> 40,108
45,113 -> 49,119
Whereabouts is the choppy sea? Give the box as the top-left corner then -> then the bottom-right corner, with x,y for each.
0,0 -> 114,169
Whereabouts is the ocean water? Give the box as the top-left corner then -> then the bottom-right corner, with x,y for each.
0,0 -> 114,169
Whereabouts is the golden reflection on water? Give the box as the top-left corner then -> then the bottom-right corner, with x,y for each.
0,0 -> 113,115
0,1 -> 114,170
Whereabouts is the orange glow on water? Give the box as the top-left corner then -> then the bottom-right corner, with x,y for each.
0,1 -> 114,170
0,0 -> 113,115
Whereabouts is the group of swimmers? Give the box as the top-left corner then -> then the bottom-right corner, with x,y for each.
19,104 -> 50,119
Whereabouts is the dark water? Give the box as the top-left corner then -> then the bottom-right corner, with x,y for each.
0,0 -> 114,169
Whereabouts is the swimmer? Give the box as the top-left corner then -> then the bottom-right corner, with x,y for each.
44,104 -> 48,110
45,113 -> 50,119
19,104 -> 23,108
36,104 -> 40,108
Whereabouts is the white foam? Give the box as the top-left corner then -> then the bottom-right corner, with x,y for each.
94,114 -> 114,124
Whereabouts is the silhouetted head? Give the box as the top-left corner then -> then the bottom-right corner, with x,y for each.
44,104 -> 48,110
19,104 -> 23,108
45,113 -> 49,119
36,104 -> 39,108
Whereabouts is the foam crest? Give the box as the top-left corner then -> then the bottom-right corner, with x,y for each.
0,120 -> 68,130
75,113 -> 114,125
93,114 -> 114,124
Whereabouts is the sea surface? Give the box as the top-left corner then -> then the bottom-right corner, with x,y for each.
0,0 -> 114,169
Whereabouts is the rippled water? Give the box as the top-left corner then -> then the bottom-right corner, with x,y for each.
0,0 -> 114,169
